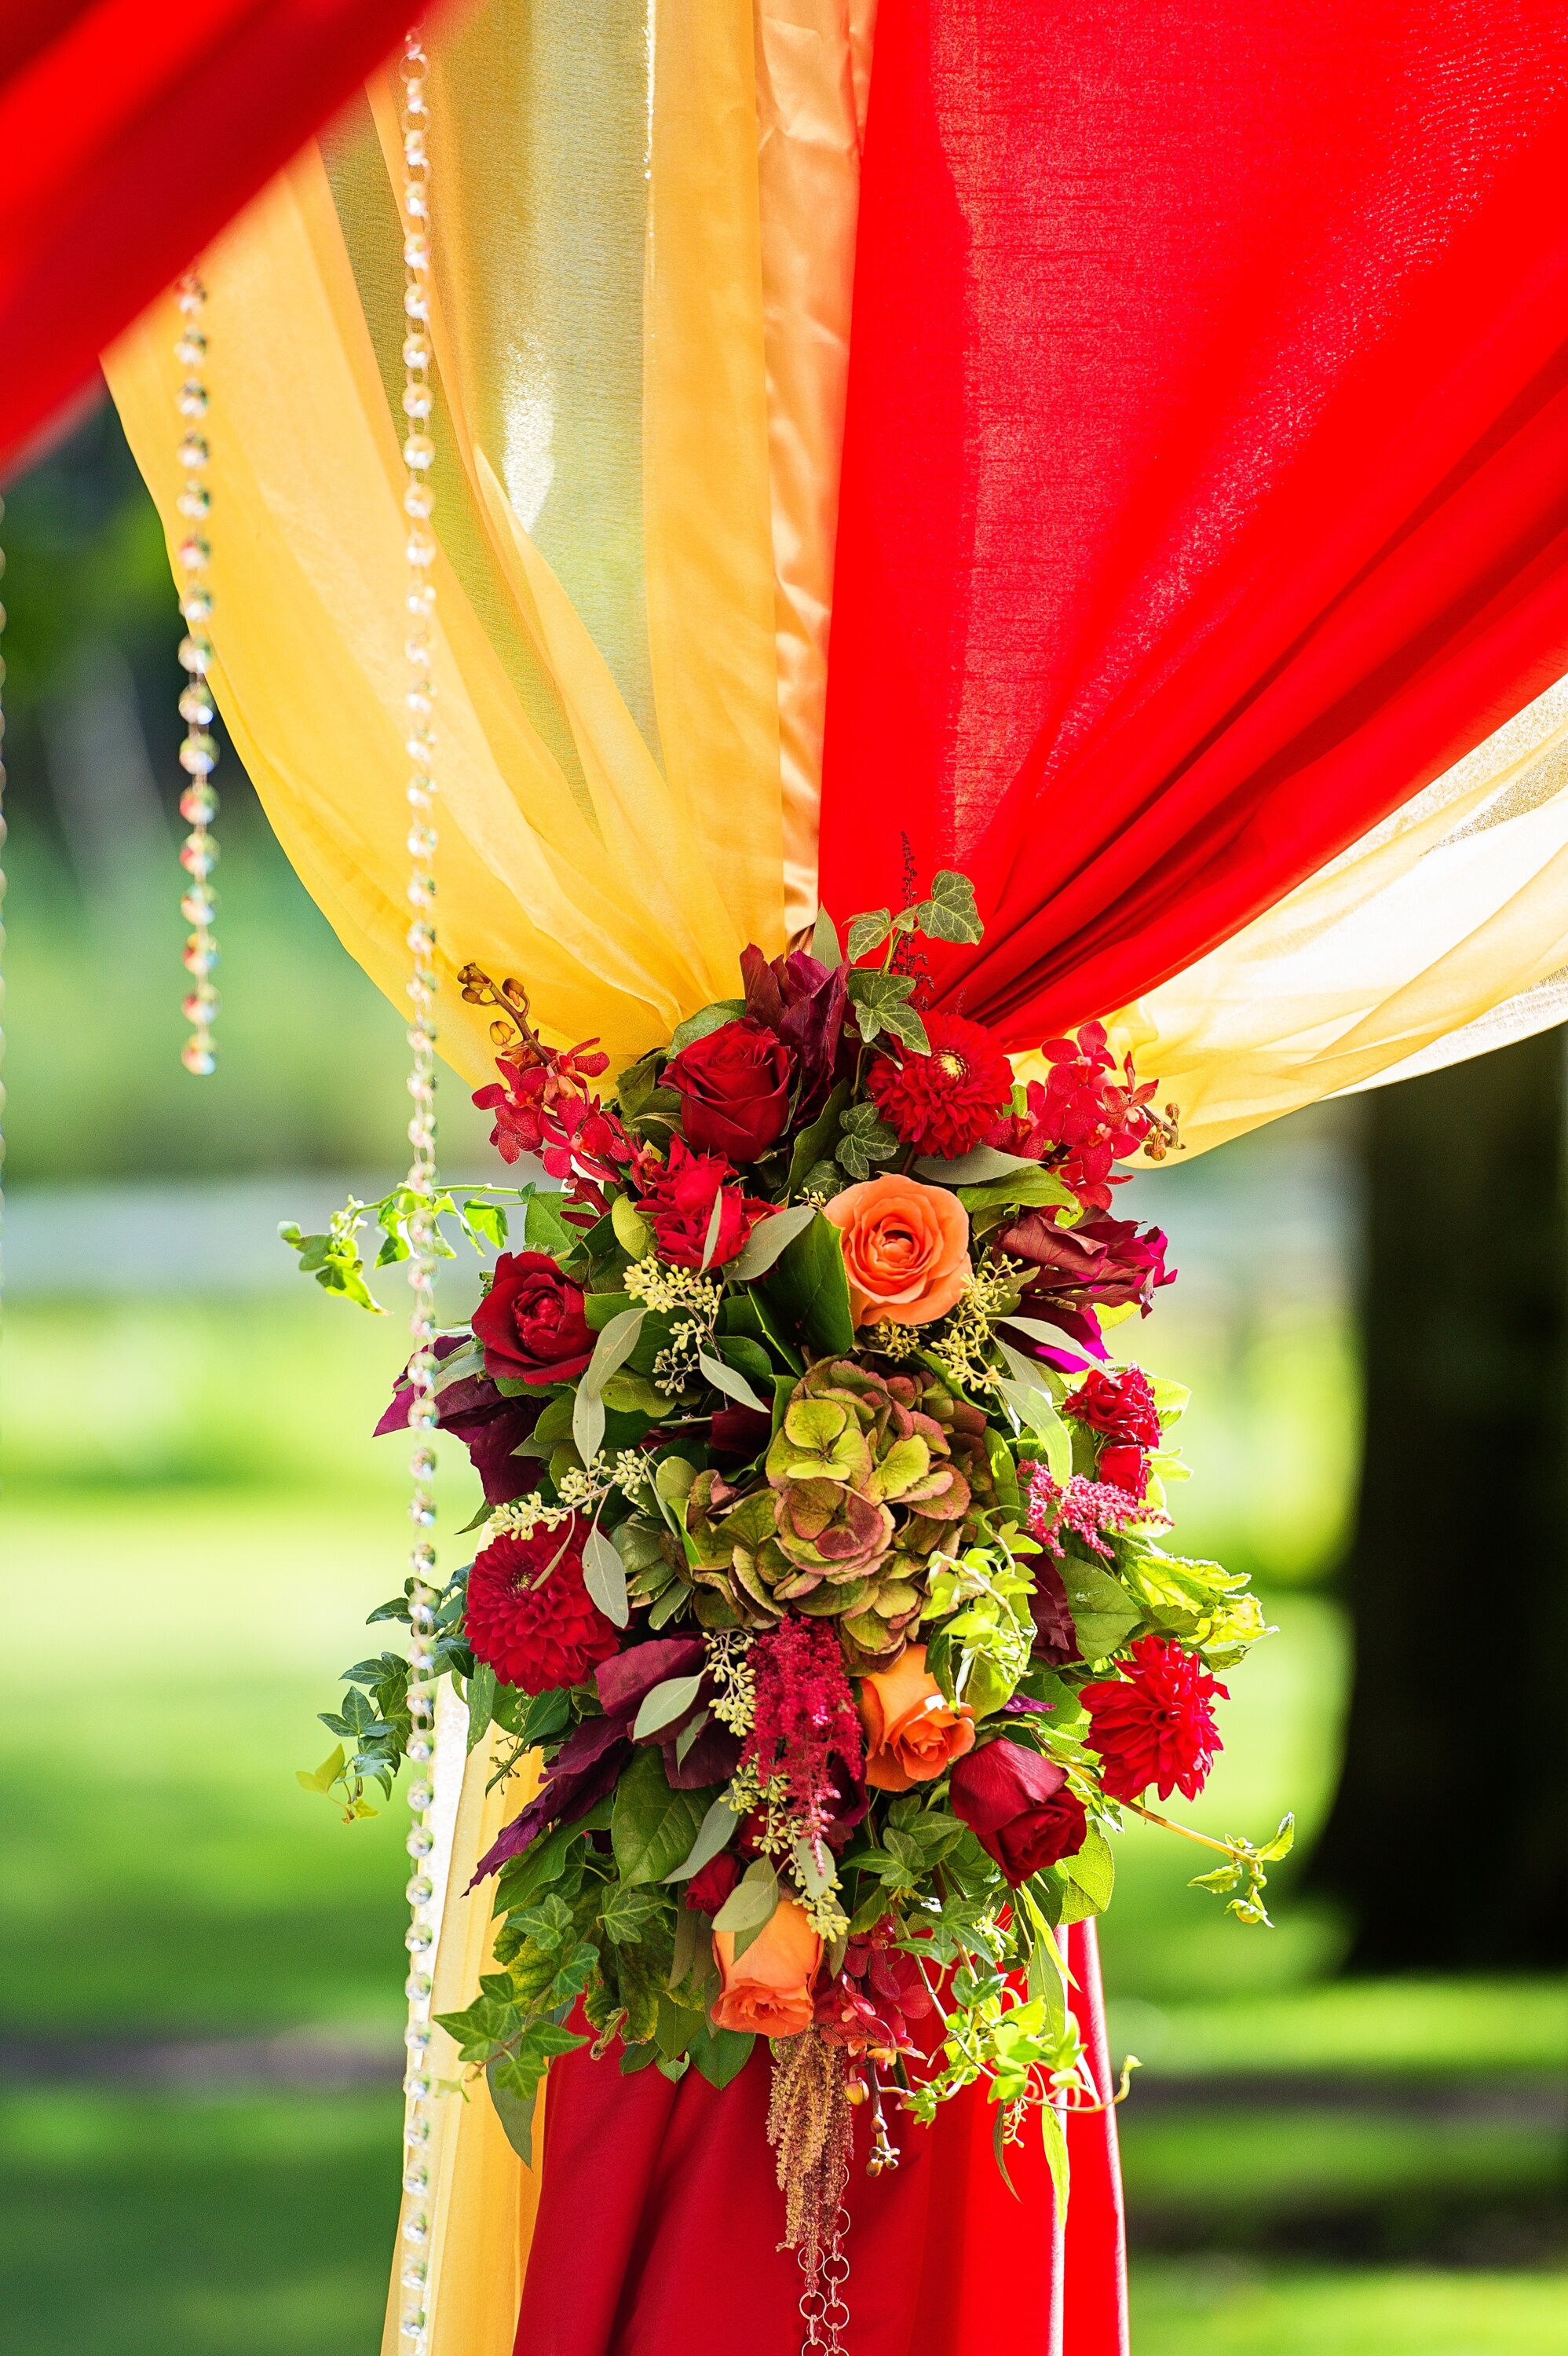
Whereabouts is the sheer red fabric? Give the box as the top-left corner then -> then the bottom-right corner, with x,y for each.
0,0 -> 437,472
514,1921 -> 1126,2356
818,0 -> 1568,1043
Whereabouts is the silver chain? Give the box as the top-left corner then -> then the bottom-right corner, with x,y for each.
797,2164 -> 850,2355
396,26 -> 441,2354
172,273 -> 220,1075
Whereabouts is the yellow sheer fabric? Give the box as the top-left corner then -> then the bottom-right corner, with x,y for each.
1094,675 -> 1568,1157
107,0 -> 872,1085
378,1694 -> 539,2356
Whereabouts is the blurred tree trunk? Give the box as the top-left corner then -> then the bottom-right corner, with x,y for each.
1312,1027 -> 1568,1968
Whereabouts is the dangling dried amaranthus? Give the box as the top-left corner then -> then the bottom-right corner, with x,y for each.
766,2029 -> 853,2263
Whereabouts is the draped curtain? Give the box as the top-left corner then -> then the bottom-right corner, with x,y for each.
0,0 -> 439,472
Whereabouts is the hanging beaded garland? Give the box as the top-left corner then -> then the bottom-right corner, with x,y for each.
395,29 -> 442,2356
173,272 -> 220,1075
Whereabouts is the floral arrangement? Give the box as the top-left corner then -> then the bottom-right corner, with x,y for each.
291,873 -> 1288,2275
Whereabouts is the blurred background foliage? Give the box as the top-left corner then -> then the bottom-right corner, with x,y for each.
3,404 -> 1564,2356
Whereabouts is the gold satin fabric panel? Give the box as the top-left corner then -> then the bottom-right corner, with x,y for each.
107,0 -> 868,1079
380,1703 -> 540,2356
1085,676 -> 1568,1158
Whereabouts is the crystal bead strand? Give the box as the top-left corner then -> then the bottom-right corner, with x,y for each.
397,31 -> 441,2356
173,272 -> 220,1076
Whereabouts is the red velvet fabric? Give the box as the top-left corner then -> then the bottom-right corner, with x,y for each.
0,0 -> 438,473
514,1921 -> 1125,2356
818,0 -> 1568,1043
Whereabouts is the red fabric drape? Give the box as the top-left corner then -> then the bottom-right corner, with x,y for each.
514,1920 -> 1126,2356
0,0 -> 439,474
818,0 -> 1568,1044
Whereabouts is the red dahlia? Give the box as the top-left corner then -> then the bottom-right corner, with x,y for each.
1080,1635 -> 1227,1803
868,1014 -> 1014,1158
464,1520 -> 620,1694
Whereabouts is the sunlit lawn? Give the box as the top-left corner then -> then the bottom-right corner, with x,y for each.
5,1287 -> 1565,2354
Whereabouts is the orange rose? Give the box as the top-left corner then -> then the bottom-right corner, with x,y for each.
824,1174 -> 972,1326
711,1896 -> 823,2036
860,1643 -> 976,1791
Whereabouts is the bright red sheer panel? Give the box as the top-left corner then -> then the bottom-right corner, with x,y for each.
819,0 -> 1568,1043
514,1919 -> 1127,2356
0,0 -> 437,472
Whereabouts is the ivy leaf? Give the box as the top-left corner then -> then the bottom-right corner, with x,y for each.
846,967 -> 930,1054
295,1744 -> 346,1795
899,869 -> 984,945
459,1198 -> 509,1253
835,1102 -> 900,1183
523,1188 -> 576,1260
846,908 -> 891,962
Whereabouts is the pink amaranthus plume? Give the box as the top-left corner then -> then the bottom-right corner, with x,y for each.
989,1020 -> 1167,1210
740,1614 -> 866,1861
1023,1458 -> 1163,1560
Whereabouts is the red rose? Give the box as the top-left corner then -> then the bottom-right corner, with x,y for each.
664,1017 -> 792,1162
1065,1365 -> 1162,1448
465,1520 -> 620,1693
949,1739 -> 1089,1885
472,1251 -> 594,1385
1098,1440 -> 1150,1498
637,1140 -> 758,1269
1081,1636 -> 1227,1803
685,1853 -> 742,1915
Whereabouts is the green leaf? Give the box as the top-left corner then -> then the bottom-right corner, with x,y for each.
599,1883 -> 667,1946
573,1305 -> 648,1463
631,1671 -> 705,1741
583,1522 -> 630,1626
523,1189 -> 576,1260
1038,2101 -> 1070,2222
687,2021 -> 755,2090
712,1859 -> 779,1934
810,908 -> 842,968
846,909 -> 891,962
786,1081 -> 850,1195
611,1747 -> 709,1886
1061,1820 -> 1115,1915
460,1198 -> 509,1253
611,1195 -> 652,1260
697,1349 -> 767,1410
760,1213 -> 855,1355
1058,1558 -> 1142,1660
900,869 -> 984,946
1255,1812 -> 1296,1864
958,1166 -> 1080,1220
466,1663 -> 498,1751
996,1368 -> 1073,1487
915,1146 -> 1042,1185
699,1190 -> 726,1272
296,1744 -> 346,1795
835,1102 -> 899,1182
485,2052 -> 543,2164
725,1202 -> 818,1282
846,967 -> 930,1054
666,1791 -> 741,1882
669,999 -> 747,1052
